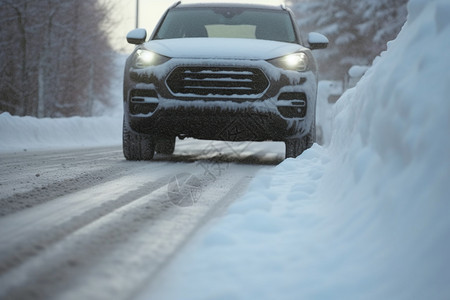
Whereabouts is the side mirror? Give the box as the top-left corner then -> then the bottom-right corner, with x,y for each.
308,32 -> 328,50
127,28 -> 147,45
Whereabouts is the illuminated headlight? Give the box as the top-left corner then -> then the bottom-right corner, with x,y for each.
132,49 -> 170,68
268,52 -> 309,72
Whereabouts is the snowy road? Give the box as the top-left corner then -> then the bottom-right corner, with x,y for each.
1,0 -> 450,298
0,140 -> 284,299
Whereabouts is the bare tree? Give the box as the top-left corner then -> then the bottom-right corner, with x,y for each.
0,0 -> 116,117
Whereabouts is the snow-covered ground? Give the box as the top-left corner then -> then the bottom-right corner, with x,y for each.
0,113 -> 122,153
1,0 -> 449,298
137,0 -> 450,299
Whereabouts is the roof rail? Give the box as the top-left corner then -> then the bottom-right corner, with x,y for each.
169,1 -> 181,9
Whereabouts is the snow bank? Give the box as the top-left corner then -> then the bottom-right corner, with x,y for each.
0,113 -> 121,153
0,54 -> 125,153
139,0 -> 450,299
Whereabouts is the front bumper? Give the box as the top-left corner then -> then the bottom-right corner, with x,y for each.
123,58 -> 317,141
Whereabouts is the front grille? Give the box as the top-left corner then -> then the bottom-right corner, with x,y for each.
166,66 -> 269,98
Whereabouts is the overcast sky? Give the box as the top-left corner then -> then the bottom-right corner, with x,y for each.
111,0 -> 171,52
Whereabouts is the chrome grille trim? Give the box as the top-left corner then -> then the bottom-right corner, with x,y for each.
166,66 -> 269,98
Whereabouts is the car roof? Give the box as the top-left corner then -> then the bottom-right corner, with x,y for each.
173,1 -> 286,11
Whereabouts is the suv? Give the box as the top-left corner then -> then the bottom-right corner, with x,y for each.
123,2 -> 328,160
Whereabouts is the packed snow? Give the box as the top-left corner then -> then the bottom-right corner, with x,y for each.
0,0 -> 449,298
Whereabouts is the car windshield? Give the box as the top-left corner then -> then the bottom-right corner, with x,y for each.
154,7 -> 297,43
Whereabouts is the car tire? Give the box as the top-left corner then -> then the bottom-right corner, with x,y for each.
285,138 -> 305,158
305,120 -> 316,149
123,119 -> 155,161
285,122 -> 316,159
155,137 -> 176,155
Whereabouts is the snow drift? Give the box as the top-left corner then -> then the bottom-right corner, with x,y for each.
0,113 -> 121,153
140,0 -> 450,299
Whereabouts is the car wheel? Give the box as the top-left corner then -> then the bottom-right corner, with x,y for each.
285,122 -> 316,159
305,120 -> 316,149
123,119 -> 155,161
155,137 -> 176,155
285,138 -> 305,158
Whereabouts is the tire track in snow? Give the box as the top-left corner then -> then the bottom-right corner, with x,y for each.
0,147 -> 126,215
0,172 -> 175,274
0,142 -> 283,299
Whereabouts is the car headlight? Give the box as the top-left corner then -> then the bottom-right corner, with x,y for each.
132,49 -> 170,68
268,52 -> 309,72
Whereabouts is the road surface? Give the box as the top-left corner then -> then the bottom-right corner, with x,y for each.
0,139 -> 284,299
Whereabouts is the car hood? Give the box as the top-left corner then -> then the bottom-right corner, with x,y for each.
144,38 -> 304,60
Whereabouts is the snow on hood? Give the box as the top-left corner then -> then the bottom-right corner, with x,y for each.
144,38 -> 304,60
